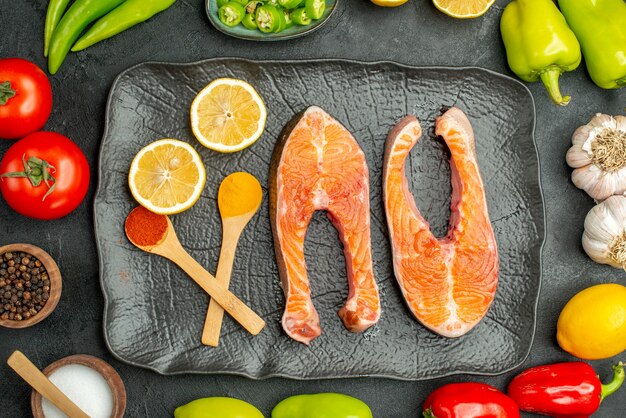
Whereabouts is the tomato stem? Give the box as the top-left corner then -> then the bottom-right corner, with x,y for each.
422,408 -> 437,418
0,81 -> 16,105
0,154 -> 57,201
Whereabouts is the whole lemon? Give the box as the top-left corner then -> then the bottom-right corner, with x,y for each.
557,283 -> 626,360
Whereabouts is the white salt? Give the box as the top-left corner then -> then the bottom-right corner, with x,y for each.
41,364 -> 114,418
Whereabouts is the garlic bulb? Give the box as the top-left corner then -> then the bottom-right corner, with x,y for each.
566,113 -> 626,201
583,195 -> 626,269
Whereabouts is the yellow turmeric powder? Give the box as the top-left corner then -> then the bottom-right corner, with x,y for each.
218,172 -> 263,217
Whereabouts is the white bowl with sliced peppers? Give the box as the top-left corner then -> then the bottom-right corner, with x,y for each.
206,0 -> 337,41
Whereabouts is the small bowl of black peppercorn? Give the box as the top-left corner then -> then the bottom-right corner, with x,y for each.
0,243 -> 61,329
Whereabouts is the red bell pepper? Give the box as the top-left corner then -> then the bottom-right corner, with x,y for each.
507,362 -> 624,418
422,382 -> 520,418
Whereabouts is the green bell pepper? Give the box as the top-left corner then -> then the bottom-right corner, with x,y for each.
558,0 -> 626,89
71,0 -> 177,52
271,393 -> 373,418
500,0 -> 581,106
48,0 -> 127,74
174,397 -> 264,418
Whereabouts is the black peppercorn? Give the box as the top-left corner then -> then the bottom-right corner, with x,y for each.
0,251 -> 51,322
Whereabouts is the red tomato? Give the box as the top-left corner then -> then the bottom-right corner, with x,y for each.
0,132 -> 90,219
0,58 -> 53,139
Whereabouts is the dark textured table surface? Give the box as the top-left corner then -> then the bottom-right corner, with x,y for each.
1,1 -> 625,417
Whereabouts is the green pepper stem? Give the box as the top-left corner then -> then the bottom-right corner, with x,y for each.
422,408 -> 437,418
616,76 -> 626,88
539,68 -> 570,106
0,81 -> 16,105
600,362 -> 625,402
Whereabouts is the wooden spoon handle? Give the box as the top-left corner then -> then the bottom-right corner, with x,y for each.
202,221 -> 241,346
7,351 -> 90,418
169,245 -> 265,335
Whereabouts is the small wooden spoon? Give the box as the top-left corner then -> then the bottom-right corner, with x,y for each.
202,172 -> 263,347
8,351 -> 89,418
125,208 -> 265,336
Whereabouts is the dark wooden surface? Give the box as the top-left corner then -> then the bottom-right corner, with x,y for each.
1,0 -> 625,416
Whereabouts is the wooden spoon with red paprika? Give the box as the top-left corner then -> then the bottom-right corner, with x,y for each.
124,206 -> 266,337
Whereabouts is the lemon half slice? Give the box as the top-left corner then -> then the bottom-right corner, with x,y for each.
190,78 -> 267,153
129,139 -> 206,215
433,0 -> 495,18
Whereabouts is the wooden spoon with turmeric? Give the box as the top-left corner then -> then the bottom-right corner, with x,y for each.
202,172 -> 263,347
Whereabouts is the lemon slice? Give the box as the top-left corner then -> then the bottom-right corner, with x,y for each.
433,0 -> 495,18
129,139 -> 206,215
190,78 -> 267,153
370,0 -> 409,6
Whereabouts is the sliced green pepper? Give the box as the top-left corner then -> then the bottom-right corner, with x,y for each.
245,1 -> 263,14
283,9 -> 294,28
219,2 -> 245,27
71,0 -> 177,52
279,0 -> 304,8
255,5 -> 281,33
266,0 -> 281,6
48,0 -> 127,74
305,0 -> 325,20
558,0 -> 626,89
44,0 -> 71,57
272,393 -> 373,418
242,13 -> 258,29
175,397 -> 264,418
217,0 -> 230,6
232,0 -> 248,4
274,7 -> 287,33
291,8 -> 311,25
500,0 -> 581,106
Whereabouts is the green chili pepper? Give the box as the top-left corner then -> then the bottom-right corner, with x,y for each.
266,0 -> 281,6
44,0 -> 71,57
557,0 -> 626,89
255,5 -> 281,33
174,397 -> 264,418
242,13 -> 258,29
217,0 -> 230,6
271,393 -> 373,418
71,0 -> 177,52
47,0 -> 126,75
219,2 -> 246,27
305,0 -> 325,20
500,0 -> 581,106
291,8 -> 311,25
279,0 -> 304,8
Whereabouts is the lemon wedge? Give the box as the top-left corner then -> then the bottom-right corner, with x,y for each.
433,0 -> 495,18
190,78 -> 267,153
129,139 -> 206,215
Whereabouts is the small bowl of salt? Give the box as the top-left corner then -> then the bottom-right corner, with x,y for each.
31,354 -> 126,418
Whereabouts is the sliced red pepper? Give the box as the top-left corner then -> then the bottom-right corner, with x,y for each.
422,383 -> 520,418
507,362 -> 624,418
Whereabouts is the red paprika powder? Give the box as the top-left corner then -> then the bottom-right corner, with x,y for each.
125,206 -> 168,246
